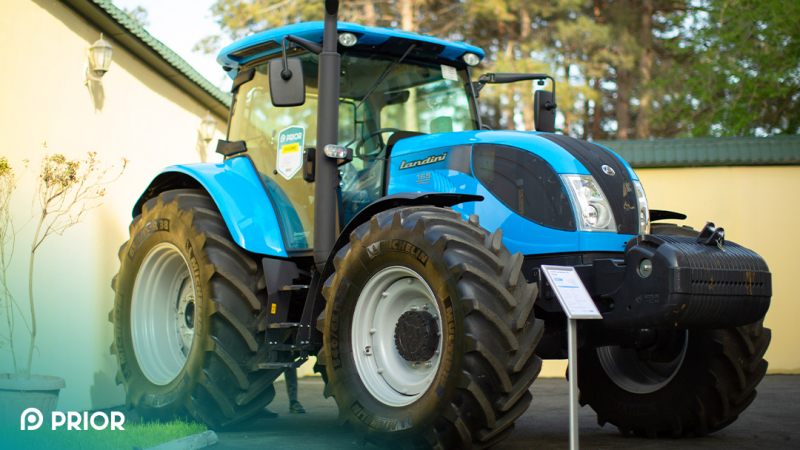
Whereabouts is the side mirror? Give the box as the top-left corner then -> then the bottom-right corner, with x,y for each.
534,90 -> 556,133
269,58 -> 305,107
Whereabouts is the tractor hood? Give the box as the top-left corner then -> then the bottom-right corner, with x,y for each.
389,130 -> 643,236
390,130 -> 638,179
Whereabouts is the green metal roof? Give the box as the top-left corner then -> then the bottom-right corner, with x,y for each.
596,135 -> 800,168
60,0 -> 231,119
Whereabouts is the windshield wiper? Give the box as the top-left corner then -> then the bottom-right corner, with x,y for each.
355,44 -> 417,111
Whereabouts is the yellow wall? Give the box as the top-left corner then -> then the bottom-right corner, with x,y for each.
540,164 -> 800,377
0,0 -> 227,411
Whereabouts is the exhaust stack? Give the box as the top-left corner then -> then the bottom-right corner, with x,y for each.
313,0 -> 341,270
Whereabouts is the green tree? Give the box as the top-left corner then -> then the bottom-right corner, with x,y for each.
195,0 -> 795,138
195,0 -> 401,55
122,5 -> 149,28
655,0 -> 800,136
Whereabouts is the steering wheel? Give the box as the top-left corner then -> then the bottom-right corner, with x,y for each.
354,128 -> 403,161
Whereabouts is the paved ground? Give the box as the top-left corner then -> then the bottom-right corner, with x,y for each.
215,375 -> 800,449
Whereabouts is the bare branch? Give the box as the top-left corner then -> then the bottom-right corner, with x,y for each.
3,151 -> 129,375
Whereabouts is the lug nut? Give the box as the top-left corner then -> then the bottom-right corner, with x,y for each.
410,305 -> 418,311
377,368 -> 384,374
425,361 -> 433,368
369,328 -> 377,334
382,292 -> 388,297
412,362 -> 420,369
407,279 -> 413,284
422,304 -> 429,310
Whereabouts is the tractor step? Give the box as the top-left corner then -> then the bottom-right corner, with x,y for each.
264,343 -> 304,350
256,357 -> 308,370
280,284 -> 310,291
267,322 -> 302,329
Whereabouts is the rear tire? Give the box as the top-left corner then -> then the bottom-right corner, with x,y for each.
316,206 -> 544,449
577,223 -> 771,437
109,189 -> 277,428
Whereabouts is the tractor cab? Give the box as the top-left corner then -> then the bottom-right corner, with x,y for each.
220,22 -> 485,251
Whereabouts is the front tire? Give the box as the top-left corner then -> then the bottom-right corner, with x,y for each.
577,223 -> 771,437
109,189 -> 276,428
316,207 -> 544,449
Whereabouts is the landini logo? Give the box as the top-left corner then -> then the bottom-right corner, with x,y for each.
399,152 -> 447,170
20,407 -> 125,431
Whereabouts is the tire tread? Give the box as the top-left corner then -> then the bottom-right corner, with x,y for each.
318,206 -> 544,449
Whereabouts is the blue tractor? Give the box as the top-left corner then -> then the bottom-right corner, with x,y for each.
110,1 -> 772,448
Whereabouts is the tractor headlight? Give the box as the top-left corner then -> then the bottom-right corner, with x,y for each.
462,52 -> 480,66
562,175 -> 617,232
338,33 -> 358,47
633,180 -> 650,234
324,144 -> 348,159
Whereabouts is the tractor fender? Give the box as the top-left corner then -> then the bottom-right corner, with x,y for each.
334,192 -> 483,258
133,157 -> 288,257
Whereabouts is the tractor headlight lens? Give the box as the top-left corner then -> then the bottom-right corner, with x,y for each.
562,174 -> 617,232
633,180 -> 650,234
583,205 -> 599,226
462,52 -> 480,66
324,144 -> 348,159
338,33 -> 358,47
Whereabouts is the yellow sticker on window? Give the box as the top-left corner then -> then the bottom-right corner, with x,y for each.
271,303 -> 277,314
281,142 -> 300,154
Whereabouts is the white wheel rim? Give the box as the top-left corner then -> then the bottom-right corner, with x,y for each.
597,331 -> 689,394
131,243 -> 197,385
351,266 -> 443,407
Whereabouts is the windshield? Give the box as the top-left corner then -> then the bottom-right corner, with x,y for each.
227,51 -> 478,251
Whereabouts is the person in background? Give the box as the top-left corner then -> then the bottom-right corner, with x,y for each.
262,367 -> 305,417
285,367 -> 305,413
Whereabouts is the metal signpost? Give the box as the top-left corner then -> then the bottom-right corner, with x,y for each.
541,265 -> 603,450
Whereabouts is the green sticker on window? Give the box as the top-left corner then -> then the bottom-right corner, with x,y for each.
276,126 -> 305,180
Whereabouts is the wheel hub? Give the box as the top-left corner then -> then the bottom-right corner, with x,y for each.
176,288 -> 196,355
351,266 -> 443,407
395,311 -> 439,361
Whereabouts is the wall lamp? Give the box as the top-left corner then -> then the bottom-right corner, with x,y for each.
199,112 -> 217,144
85,33 -> 114,85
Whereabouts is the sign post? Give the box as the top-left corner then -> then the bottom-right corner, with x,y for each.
540,265 -> 603,450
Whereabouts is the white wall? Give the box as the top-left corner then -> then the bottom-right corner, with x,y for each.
0,0 -> 226,411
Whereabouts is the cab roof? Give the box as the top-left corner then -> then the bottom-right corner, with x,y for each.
217,21 -> 485,77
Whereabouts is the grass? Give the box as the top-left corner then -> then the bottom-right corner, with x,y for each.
1,418 -> 207,450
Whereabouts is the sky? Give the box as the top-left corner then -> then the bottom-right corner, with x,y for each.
112,0 -> 234,91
